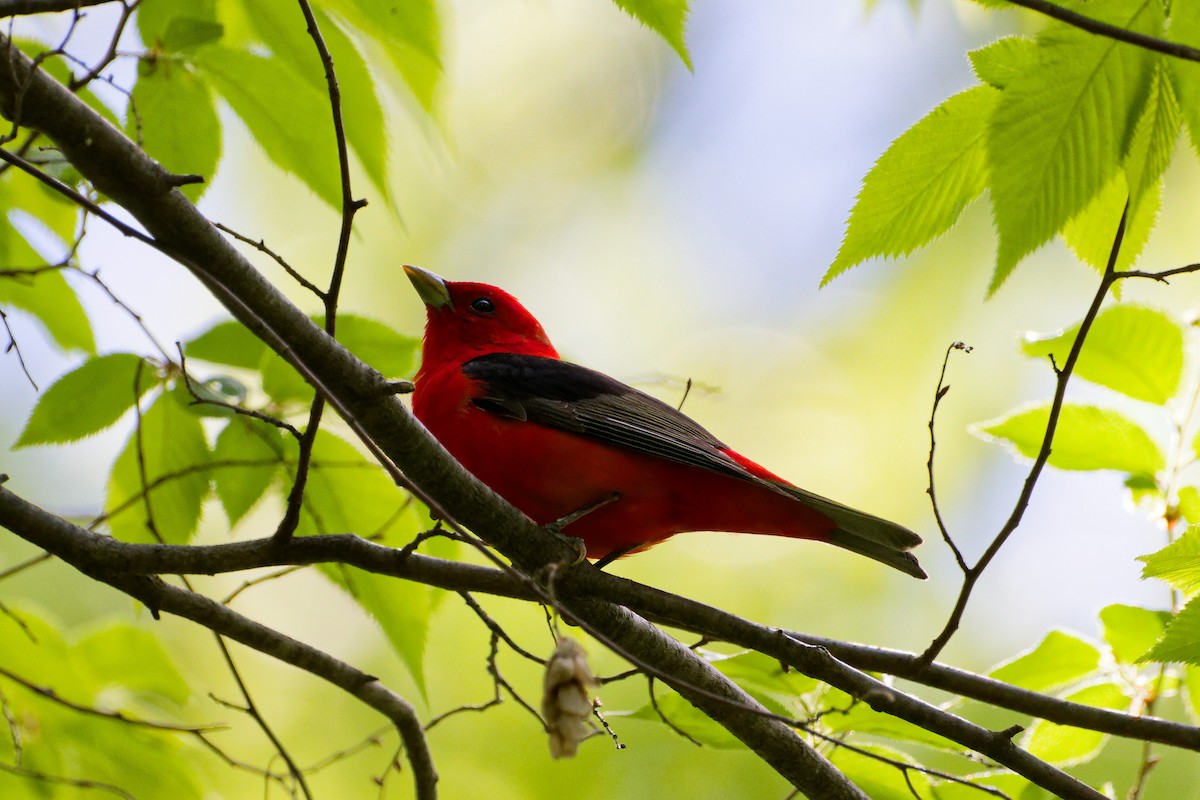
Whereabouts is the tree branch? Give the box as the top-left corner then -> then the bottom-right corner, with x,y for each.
0,0 -> 117,16
1003,0 -> 1200,63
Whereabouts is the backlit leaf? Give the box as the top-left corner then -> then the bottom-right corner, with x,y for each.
826,85 -> 995,283
16,354 -> 158,447
989,630 -> 1101,692
212,417 -> 291,524
987,0 -> 1161,290
184,319 -> 267,370
1139,524 -> 1200,594
1020,305 -> 1183,404
1099,604 -> 1170,664
191,45 -> 340,208
613,0 -> 691,69
1024,682 -> 1126,765
1142,595 -> 1200,665
105,389 -> 211,544
975,403 -> 1164,475
129,57 -> 221,201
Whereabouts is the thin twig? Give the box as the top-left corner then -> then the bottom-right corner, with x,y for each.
920,203 -> 1131,665
0,307 -> 36,389
926,341 -> 972,571
214,222 -> 324,298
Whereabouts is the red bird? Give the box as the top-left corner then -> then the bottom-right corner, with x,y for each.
405,265 -> 925,578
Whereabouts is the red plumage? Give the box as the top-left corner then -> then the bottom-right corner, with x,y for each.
406,266 -> 924,578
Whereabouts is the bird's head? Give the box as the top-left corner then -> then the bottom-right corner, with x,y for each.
404,265 -> 559,369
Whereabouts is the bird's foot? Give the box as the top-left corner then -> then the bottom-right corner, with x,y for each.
542,492 -> 622,565
544,492 -> 621,535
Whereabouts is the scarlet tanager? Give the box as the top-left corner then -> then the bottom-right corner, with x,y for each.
405,265 -> 925,578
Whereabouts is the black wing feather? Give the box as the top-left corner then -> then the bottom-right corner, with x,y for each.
462,353 -> 751,482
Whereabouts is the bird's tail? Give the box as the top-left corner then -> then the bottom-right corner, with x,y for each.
781,485 -> 927,579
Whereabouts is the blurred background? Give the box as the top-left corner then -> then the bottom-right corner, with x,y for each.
3,0 -> 1200,796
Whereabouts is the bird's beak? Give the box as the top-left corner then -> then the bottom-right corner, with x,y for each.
404,264 -> 453,310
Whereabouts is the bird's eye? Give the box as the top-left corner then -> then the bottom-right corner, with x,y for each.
470,297 -> 495,314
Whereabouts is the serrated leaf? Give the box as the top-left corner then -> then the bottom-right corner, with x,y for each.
0,271 -> 94,354
184,319 -> 267,369
1168,4 -> 1200,157
1063,64 -> 1180,272
975,403 -> 1164,474
1142,594 -> 1200,664
1020,305 -> 1183,404
1024,682 -> 1126,765
105,389 -> 211,544
989,631 -> 1101,692
297,433 -> 429,691
242,0 -> 392,208
190,45 -> 340,208
613,0 -> 691,69
987,0 -> 1162,291
324,0 -> 441,112
970,36 -> 1037,89
1139,524 -> 1200,594
212,417 -> 290,524
826,85 -> 995,283
1099,604 -> 1170,664
129,57 -> 221,201
16,354 -> 158,447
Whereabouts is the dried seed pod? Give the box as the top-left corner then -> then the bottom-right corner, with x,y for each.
542,636 -> 598,758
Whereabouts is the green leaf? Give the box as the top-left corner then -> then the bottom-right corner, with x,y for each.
975,403 -> 1164,474
1168,4 -> 1200,157
706,649 -> 820,699
138,0 -> 218,49
74,625 -> 191,707
212,417 -> 290,525
105,389 -> 212,544
1184,665 -> 1200,723
829,744 -> 934,800
16,354 -> 158,447
1024,682 -> 1127,765
989,630 -> 1101,692
190,45 -> 341,208
1100,604 -> 1170,664
1063,64 -> 1180,272
628,689 -> 742,748
987,0 -> 1161,290
1139,524 -> 1200,594
826,85 -> 996,283
184,319 -> 267,369
1179,487 -> 1200,524
129,57 -> 221,201
1020,305 -> 1183,404
612,0 -> 691,69
241,1 -> 392,207
970,36 -> 1037,89
824,701 -> 962,751
1142,594 -> 1200,664
260,348 -> 312,405
321,314 -> 419,378
298,433 -> 430,691
324,0 -> 442,112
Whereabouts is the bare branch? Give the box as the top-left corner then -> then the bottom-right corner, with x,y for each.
0,0 -> 118,18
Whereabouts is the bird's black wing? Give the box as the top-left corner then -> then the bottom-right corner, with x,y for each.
461,352 -> 752,482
